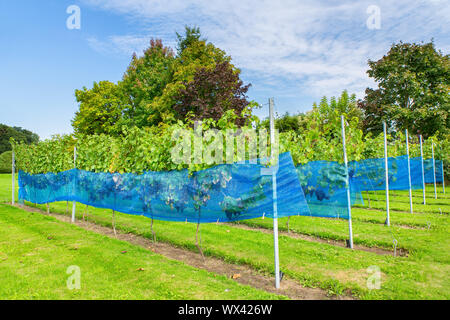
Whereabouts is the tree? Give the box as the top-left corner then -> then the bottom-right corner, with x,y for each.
149,29 -> 234,125
72,81 -> 126,135
357,88 -> 388,135
0,151 -> 12,173
72,27 -> 254,132
0,124 -> 39,154
176,26 -> 204,55
260,112 -> 306,133
364,41 -> 449,137
120,39 -> 175,128
173,61 -> 253,126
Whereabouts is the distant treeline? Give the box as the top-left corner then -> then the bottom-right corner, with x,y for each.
0,124 -> 39,154
0,124 -> 39,173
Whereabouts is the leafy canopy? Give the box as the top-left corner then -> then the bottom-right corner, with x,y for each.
0,124 -> 39,154
72,27 -> 254,135
360,41 -> 449,137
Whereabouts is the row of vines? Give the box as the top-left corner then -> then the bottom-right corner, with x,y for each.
10,111 -> 449,177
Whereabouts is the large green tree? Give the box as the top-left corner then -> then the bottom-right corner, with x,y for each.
360,41 -> 449,137
120,39 -> 175,128
72,81 -> 126,135
72,27 -> 253,134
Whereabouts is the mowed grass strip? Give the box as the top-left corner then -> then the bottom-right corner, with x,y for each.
0,173 -> 16,203
2,174 -> 449,299
236,212 -> 449,264
18,199 -> 450,300
0,204 -> 284,300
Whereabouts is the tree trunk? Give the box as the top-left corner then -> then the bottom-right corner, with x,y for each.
196,208 -> 204,259
46,203 -> 50,214
151,217 -> 156,243
367,191 -> 371,208
286,216 -> 290,233
83,205 -> 89,221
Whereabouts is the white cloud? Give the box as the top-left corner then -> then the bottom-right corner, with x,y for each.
82,0 -> 449,101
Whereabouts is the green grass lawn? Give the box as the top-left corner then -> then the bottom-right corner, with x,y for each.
1,174 -> 449,299
0,203 -> 284,300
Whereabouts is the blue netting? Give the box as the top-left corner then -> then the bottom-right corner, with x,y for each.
349,155 -> 425,192
18,152 -> 311,223
295,161 -> 358,219
423,159 -> 443,183
18,152 -> 443,223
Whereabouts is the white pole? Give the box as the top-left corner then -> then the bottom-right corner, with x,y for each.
383,122 -> 390,226
420,135 -> 426,205
341,116 -> 353,249
72,146 -> 77,223
269,97 -> 280,289
432,142 -> 437,200
405,129 -> 413,213
442,161 -> 446,194
12,151 -> 15,205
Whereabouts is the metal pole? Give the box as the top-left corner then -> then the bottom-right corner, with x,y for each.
432,142 -> 437,200
269,98 -> 280,289
12,151 -> 15,205
406,129 -> 413,213
442,161 -> 446,194
341,116 -> 353,249
383,122 -> 390,226
420,135 -> 426,205
72,146 -> 77,223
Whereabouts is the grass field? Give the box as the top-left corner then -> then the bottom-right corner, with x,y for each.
0,173 -> 449,299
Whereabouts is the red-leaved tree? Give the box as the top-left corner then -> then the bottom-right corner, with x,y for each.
173,61 -> 252,126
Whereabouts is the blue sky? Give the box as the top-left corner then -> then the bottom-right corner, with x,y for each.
0,0 -> 448,139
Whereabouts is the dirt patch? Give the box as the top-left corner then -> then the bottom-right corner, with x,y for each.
11,203 -> 354,300
231,222 -> 409,257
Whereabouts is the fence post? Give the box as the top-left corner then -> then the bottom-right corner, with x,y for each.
442,161 -> 446,194
341,116 -> 353,249
12,151 -> 15,205
269,97 -> 280,289
432,142 -> 437,200
406,129 -> 413,213
383,122 -> 390,226
72,146 -> 77,223
420,135 -> 426,205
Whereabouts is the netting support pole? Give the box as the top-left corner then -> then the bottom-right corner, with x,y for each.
269,97 -> 280,289
383,122 -> 390,226
442,161 -> 446,194
72,146 -> 77,223
420,135 -> 426,205
406,129 -> 413,213
341,116 -> 353,249
11,150 -> 15,205
432,142 -> 437,200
